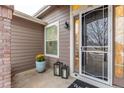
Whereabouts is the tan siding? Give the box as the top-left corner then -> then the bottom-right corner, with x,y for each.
11,16 -> 44,74
41,5 -> 70,66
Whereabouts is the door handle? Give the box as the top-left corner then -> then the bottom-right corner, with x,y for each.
81,46 -> 86,52
81,46 -> 83,52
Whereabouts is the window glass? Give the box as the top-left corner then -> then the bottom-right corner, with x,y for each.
114,5 -> 124,87
74,15 -> 80,73
46,25 -> 57,41
45,22 -> 58,56
46,41 -> 57,55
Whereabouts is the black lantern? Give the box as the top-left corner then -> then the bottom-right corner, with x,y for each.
54,61 -> 63,76
61,65 -> 69,79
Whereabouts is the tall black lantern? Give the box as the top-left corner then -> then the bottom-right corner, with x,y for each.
54,61 -> 63,76
61,65 -> 69,79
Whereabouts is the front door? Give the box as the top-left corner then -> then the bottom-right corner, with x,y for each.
80,6 -> 111,84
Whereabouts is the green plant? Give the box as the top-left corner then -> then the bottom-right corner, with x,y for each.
35,53 -> 45,62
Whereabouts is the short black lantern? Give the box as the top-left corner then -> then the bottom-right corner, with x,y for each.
54,61 -> 63,76
61,65 -> 69,79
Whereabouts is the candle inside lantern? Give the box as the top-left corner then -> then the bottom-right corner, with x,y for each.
56,66 -> 59,75
63,69 -> 66,78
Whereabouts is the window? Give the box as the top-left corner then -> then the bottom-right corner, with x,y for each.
45,21 -> 59,57
73,15 -> 80,73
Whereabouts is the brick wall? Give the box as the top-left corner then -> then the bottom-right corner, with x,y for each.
0,5 -> 13,88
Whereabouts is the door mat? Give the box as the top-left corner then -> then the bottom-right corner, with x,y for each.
68,79 -> 98,88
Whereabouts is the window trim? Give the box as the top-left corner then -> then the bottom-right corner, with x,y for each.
44,21 -> 59,58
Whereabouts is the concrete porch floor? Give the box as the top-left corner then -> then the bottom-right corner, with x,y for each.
12,68 -> 76,88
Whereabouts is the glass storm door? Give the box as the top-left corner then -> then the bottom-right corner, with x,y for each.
80,6 -> 109,83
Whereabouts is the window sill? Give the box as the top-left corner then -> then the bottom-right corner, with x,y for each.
45,54 -> 59,58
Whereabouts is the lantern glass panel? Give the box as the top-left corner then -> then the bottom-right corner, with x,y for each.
63,69 -> 67,78
55,65 -> 60,75
61,65 -> 69,79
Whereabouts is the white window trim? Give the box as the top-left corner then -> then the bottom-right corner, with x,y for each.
44,21 -> 59,58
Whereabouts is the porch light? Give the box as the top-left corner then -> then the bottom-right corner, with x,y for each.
61,65 -> 69,79
53,61 -> 63,76
64,21 -> 70,30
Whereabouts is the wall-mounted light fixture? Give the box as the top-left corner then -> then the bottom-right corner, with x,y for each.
64,21 -> 70,30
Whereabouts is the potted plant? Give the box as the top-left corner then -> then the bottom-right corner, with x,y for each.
35,53 -> 46,72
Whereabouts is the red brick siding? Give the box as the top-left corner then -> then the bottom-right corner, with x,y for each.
0,5 -> 13,88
